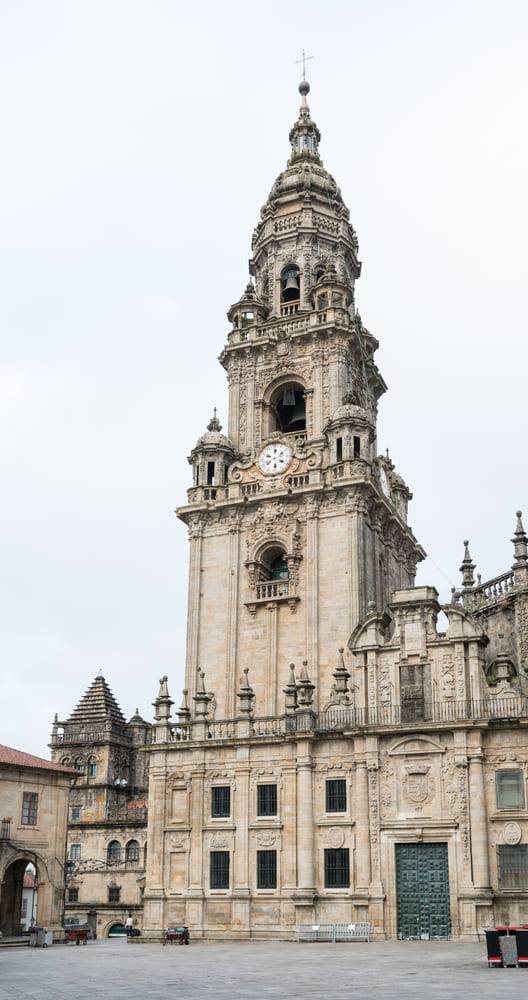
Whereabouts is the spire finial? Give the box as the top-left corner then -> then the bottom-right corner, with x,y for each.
294,48 -> 314,83
512,509 -> 528,572
460,539 -> 476,590
207,409 -> 222,432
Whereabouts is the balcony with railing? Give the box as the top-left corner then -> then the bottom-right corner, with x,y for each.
150,696 -> 528,746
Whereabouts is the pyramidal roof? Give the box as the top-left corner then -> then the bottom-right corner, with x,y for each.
66,674 -> 126,727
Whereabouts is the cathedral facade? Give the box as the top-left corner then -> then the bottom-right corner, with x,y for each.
59,81 -> 528,941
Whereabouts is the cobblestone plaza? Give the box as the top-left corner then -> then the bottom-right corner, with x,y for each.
1,940 -> 528,1000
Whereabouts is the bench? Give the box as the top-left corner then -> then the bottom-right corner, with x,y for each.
163,926 -> 190,945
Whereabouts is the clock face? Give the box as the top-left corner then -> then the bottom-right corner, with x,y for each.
258,442 -> 293,476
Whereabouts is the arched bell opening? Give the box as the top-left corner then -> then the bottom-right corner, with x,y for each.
269,381 -> 306,434
0,858 -> 38,937
259,545 -> 289,583
281,265 -> 300,303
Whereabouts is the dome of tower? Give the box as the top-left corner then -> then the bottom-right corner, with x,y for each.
330,392 -> 370,425
194,410 -> 234,452
249,80 -> 361,315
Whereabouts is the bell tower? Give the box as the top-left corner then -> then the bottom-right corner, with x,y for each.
178,80 -> 425,719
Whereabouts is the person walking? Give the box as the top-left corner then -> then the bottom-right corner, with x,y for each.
125,914 -> 134,938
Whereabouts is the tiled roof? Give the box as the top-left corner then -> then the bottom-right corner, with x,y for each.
66,674 -> 126,727
0,744 -> 75,773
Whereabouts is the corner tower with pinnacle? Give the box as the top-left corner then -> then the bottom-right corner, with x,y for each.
178,80 -> 425,719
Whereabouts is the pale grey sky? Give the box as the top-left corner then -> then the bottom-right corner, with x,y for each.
1,0 -> 527,756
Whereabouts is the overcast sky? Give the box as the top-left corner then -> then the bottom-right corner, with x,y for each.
1,0 -> 527,757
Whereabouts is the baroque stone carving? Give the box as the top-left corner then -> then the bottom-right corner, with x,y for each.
323,826 -> 345,849
402,765 -> 433,806
503,821 -> 522,845
256,832 -> 278,847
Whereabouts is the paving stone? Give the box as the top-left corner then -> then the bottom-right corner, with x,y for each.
1,939 -> 527,999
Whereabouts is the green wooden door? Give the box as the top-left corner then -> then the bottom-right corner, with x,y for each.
396,843 -> 451,939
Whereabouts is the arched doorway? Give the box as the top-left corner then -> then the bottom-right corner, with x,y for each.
108,922 -> 126,938
0,858 -> 38,937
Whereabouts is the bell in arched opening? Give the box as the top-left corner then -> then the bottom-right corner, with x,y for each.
272,383 -> 306,433
281,266 -> 300,303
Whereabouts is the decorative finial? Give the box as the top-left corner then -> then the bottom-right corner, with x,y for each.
512,509 -> 528,571
207,409 -> 222,433
294,48 -> 314,83
460,539 -> 476,589
177,689 -> 191,725
283,663 -> 298,714
297,660 -> 315,708
237,668 -> 256,717
153,675 -> 173,723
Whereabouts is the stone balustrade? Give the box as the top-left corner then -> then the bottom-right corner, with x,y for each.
255,580 -> 290,600
149,696 -> 528,746
470,570 -> 516,607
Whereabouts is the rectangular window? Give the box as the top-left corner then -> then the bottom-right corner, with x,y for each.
108,886 -> 120,903
207,461 -> 215,486
326,778 -> 347,813
496,770 -> 525,809
71,806 -> 81,821
257,850 -> 277,889
353,435 -> 361,458
324,848 -> 350,888
69,844 -> 81,860
211,786 -> 231,818
257,784 -> 277,817
210,851 -> 230,890
336,437 -> 343,462
21,792 -> 38,826
498,845 -> 528,888
88,762 -> 97,778
21,898 -> 28,918
67,888 -> 79,903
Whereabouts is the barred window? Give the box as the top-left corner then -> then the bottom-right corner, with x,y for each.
498,845 -> 528,888
324,848 -> 350,888
257,784 -> 277,817
496,770 -> 525,809
257,850 -> 277,889
21,792 -> 38,826
108,885 -> 120,903
212,786 -> 231,818
326,779 -> 347,813
107,840 -> 121,864
67,888 -> 79,902
69,844 -> 81,860
126,840 -> 140,863
71,806 -> 81,821
210,851 -> 230,889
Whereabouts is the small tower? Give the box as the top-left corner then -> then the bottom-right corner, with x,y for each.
188,410 -> 235,497
227,281 -> 269,334
325,391 -> 374,468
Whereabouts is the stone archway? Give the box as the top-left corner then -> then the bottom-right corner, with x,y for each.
0,858 -> 35,937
